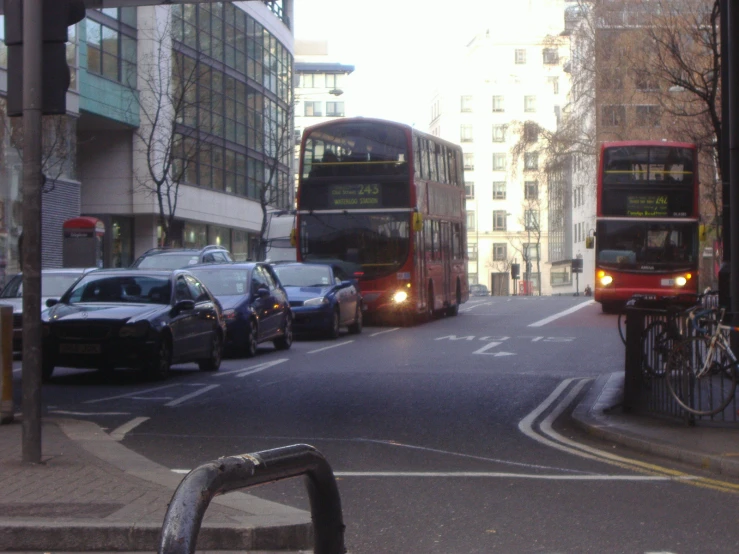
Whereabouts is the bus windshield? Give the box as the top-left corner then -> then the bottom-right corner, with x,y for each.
299,213 -> 410,280
302,121 -> 409,178
596,220 -> 697,270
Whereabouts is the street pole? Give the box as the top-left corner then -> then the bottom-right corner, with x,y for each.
729,0 -> 739,336
21,0 -> 44,463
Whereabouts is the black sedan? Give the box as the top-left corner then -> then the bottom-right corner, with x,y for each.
187,263 -> 293,357
271,262 -> 362,339
41,269 -> 225,380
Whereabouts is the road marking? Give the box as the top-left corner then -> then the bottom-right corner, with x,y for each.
165,384 -> 220,407
49,410 -> 132,416
216,358 -> 288,377
84,383 -> 187,404
333,472 -> 678,480
370,328 -> 400,337
471,342 -> 515,357
110,416 -> 150,441
528,300 -> 595,327
460,302 -> 492,312
307,340 -> 355,354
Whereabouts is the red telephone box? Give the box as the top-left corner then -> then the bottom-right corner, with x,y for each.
63,217 -> 105,268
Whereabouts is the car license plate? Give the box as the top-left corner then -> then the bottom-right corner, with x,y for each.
59,343 -> 102,355
661,279 -> 675,286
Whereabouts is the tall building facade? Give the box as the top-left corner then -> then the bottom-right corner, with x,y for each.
429,3 -> 571,296
0,1 -> 293,282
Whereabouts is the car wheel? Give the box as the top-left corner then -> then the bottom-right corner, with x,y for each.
198,331 -> 223,372
244,319 -> 258,357
327,308 -> 340,339
274,313 -> 293,350
347,304 -> 363,334
146,337 -> 172,380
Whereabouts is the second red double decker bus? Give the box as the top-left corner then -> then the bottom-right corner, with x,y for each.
594,141 -> 700,312
296,117 -> 469,322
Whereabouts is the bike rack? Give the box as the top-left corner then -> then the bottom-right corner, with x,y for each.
158,443 -> 346,554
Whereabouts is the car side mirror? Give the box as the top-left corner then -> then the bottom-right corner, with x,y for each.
46,298 -> 58,308
173,299 -> 195,313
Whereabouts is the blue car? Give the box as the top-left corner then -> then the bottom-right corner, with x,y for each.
271,262 -> 362,339
187,263 -> 293,357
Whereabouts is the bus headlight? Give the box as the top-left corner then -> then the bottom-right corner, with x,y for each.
675,275 -> 689,287
598,271 -> 613,287
392,290 -> 409,303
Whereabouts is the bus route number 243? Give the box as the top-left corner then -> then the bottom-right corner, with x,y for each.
330,184 -> 382,208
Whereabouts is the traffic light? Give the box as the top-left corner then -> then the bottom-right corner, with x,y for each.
4,0 -> 86,117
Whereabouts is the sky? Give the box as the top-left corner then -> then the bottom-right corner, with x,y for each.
292,0 -> 566,127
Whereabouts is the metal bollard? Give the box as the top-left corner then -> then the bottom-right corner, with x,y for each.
158,443 -> 346,554
0,305 -> 13,424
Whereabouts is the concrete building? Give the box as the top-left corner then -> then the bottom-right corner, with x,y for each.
0,1 -> 294,282
429,1 -> 571,296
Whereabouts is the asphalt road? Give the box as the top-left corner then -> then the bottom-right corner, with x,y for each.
18,296 -> 739,553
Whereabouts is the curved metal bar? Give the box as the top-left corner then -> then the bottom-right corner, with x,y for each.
158,444 -> 345,554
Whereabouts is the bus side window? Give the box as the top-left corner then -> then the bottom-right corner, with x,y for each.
424,220 -> 433,261
413,136 -> 422,180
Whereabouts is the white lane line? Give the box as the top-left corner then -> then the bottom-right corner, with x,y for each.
165,384 -> 220,407
334,472 -> 674,480
110,416 -> 150,441
216,358 -> 288,377
49,410 -> 132,416
461,302 -> 492,312
84,383 -> 185,404
528,300 -> 595,327
370,328 -> 400,337
307,340 -> 355,354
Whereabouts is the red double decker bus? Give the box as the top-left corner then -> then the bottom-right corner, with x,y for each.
296,117 -> 468,322
594,141 -> 700,312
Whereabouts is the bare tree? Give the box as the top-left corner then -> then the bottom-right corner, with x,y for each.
134,17 -> 205,247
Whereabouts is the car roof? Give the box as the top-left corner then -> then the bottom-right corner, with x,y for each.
186,262 -> 260,270
85,268 -> 178,277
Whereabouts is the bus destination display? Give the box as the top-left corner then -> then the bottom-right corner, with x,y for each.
329,184 -> 381,208
626,194 -> 669,217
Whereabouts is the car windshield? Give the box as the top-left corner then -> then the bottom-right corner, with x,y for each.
136,253 -> 200,269
188,268 -> 249,296
273,265 -> 334,287
0,272 -> 83,298
65,275 -> 172,304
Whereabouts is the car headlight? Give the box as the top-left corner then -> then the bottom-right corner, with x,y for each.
304,296 -> 329,307
222,309 -> 238,320
392,290 -> 409,303
119,321 -> 151,338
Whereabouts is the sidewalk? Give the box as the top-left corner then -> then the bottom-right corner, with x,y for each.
0,417 -> 313,552
571,371 -> 739,477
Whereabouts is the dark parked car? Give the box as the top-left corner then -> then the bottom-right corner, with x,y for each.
187,263 -> 293,357
469,284 -> 490,297
271,262 -> 362,339
0,267 -> 97,351
131,245 -> 233,270
41,269 -> 225,381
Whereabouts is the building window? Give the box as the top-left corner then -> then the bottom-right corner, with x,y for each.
524,95 -> 536,113
525,209 -> 540,231
524,243 -> 540,261
468,243 -> 478,261
460,124 -> 473,142
467,210 -> 476,231
515,48 -> 526,64
461,95 -> 473,112
493,243 -> 507,261
85,14 -> 137,86
635,70 -> 659,91
601,105 -> 626,127
525,180 -> 539,199
326,101 -> 345,116
523,122 -> 538,142
325,73 -> 344,90
464,152 -> 474,170
493,181 -> 506,200
304,101 -> 322,116
492,95 -> 504,112
524,152 -> 539,170
600,69 -> 624,90
548,76 -> 559,94
493,210 -> 507,231
636,105 -> 661,127
465,181 -> 475,199
492,124 -> 506,142
493,153 -> 506,171
542,48 -> 559,64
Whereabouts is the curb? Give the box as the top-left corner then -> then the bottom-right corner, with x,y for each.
571,372 -> 739,478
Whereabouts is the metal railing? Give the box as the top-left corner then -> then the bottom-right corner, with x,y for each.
623,297 -> 739,425
159,444 -> 346,554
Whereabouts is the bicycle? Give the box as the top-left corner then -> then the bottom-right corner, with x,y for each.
664,302 -> 739,416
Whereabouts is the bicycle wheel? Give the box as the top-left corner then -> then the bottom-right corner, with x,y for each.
641,320 -> 669,377
665,337 -> 738,416
618,313 -> 627,345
